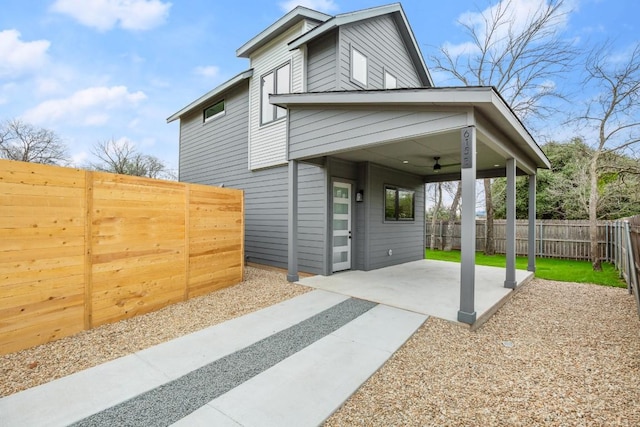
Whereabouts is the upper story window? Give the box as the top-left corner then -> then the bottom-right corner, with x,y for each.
351,46 -> 368,87
261,62 -> 290,125
384,70 -> 397,89
203,99 -> 225,122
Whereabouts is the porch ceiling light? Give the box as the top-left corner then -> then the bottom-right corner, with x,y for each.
433,157 -> 442,172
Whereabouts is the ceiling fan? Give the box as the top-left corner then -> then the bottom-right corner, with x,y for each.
432,156 -> 461,172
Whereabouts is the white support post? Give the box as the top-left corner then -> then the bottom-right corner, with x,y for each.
287,160 -> 299,282
527,174 -> 537,272
458,126 -> 477,324
504,158 -> 517,288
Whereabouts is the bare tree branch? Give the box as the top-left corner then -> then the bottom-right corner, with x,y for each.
89,139 -> 174,180
0,119 -> 69,165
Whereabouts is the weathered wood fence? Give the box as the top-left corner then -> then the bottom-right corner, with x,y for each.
427,217 -> 640,317
621,215 -> 640,317
427,220 -> 613,260
0,159 -> 244,355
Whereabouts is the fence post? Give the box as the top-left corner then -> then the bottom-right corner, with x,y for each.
625,221 -> 636,294
83,171 -> 94,330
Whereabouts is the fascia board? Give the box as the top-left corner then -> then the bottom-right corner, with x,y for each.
166,69 -> 253,123
237,8 -> 331,58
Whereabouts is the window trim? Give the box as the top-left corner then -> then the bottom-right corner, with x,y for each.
260,61 -> 291,126
350,45 -> 368,88
203,99 -> 225,123
384,185 -> 415,222
384,69 -> 397,89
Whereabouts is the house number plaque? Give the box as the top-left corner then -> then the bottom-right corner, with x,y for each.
461,126 -> 474,169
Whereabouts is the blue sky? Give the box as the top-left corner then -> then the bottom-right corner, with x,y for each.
1,0 -> 637,174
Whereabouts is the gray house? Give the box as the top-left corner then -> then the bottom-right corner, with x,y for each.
167,3 -> 550,324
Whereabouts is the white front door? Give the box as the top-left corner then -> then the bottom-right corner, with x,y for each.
332,182 -> 352,272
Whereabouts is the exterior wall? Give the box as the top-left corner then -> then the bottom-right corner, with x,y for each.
338,14 -> 423,90
248,21 -> 306,170
288,106 -> 468,159
179,82 -> 326,274
364,163 -> 425,269
307,30 -> 338,92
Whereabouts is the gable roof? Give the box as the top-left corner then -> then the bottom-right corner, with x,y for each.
288,3 -> 433,87
236,6 -> 332,58
166,69 -> 253,123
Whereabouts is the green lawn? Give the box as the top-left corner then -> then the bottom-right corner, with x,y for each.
425,249 -> 626,288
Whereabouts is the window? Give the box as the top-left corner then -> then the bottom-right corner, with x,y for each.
385,185 -> 415,221
203,100 -> 224,122
384,71 -> 397,89
351,47 -> 368,86
261,62 -> 290,125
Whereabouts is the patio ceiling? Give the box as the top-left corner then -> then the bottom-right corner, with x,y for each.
330,129 -> 511,181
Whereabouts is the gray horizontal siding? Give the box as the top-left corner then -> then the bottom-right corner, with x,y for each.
338,14 -> 423,90
307,30 -> 337,92
288,107 -> 467,159
365,163 -> 425,270
179,82 -> 326,274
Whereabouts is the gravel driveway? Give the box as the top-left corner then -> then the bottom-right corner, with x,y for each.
2,267 -> 639,426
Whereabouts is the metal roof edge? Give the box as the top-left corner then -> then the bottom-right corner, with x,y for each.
236,7 -> 331,58
166,69 -> 253,123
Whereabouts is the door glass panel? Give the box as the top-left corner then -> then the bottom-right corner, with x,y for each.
333,219 -> 348,230
333,251 -> 348,263
334,186 -> 348,198
333,236 -> 348,246
333,203 -> 348,214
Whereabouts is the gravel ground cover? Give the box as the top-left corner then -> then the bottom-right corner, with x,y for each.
325,279 -> 640,426
2,269 -> 639,426
0,267 -> 308,397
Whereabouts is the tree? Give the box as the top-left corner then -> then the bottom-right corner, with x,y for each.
492,139 -> 640,221
429,0 -> 577,254
577,41 -> 640,271
90,139 -> 175,180
0,119 -> 69,165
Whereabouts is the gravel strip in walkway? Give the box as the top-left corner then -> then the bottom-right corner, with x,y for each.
71,298 -> 376,427
2,271 -> 639,426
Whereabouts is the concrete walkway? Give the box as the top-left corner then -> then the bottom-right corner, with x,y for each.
0,290 -> 427,427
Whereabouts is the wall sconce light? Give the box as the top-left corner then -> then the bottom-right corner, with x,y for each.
356,190 -> 364,202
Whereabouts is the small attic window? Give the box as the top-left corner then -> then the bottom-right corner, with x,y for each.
204,100 -> 225,122
384,70 -> 397,89
351,46 -> 368,87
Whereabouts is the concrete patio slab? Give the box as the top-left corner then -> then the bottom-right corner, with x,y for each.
298,259 -> 534,325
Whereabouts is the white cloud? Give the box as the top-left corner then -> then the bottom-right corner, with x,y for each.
51,0 -> 171,31
23,85 -> 146,126
194,65 -> 220,79
279,0 -> 338,13
0,30 -> 50,78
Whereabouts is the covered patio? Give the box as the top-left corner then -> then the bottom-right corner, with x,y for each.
298,259 -> 534,327
273,87 -> 550,326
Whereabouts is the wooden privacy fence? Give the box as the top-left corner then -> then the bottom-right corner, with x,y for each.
426,219 -> 612,260
620,215 -> 640,317
0,159 -> 244,356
